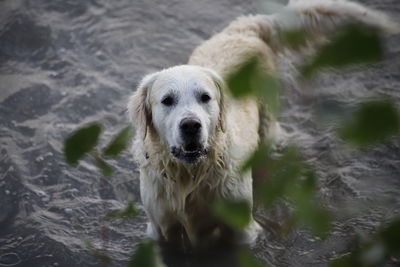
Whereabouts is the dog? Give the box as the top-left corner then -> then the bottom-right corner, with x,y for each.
128,0 -> 396,248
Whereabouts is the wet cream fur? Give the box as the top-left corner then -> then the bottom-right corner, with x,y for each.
128,0 -> 397,246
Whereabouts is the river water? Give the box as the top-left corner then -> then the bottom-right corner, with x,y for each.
0,0 -> 399,266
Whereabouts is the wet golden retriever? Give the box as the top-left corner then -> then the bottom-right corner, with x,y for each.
128,0 -> 396,248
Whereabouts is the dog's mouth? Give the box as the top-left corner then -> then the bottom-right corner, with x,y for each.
171,143 -> 208,163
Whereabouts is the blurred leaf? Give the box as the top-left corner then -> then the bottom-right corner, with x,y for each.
339,100 -> 400,146
314,98 -> 351,124
380,218 -> 400,255
359,242 -> 386,267
129,241 -> 165,267
296,202 -> 331,236
302,24 -> 384,78
227,57 -> 260,98
95,156 -> 113,176
103,126 -> 133,157
329,218 -> 400,267
260,73 -> 281,116
238,248 -> 264,267
330,254 -> 359,267
258,146 -> 303,206
280,29 -> 308,50
227,57 -> 280,113
241,142 -> 270,172
290,170 -> 331,236
245,143 -> 332,235
64,123 -> 102,165
107,201 -> 138,219
213,199 -> 251,229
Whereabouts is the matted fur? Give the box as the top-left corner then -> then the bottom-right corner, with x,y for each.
128,0 -> 397,247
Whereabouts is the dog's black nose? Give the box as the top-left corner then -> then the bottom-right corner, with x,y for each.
180,118 -> 201,136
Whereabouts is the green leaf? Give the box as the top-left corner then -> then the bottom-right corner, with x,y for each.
339,100 -> 400,146
258,146 -> 303,206
296,202 -> 331,237
314,98 -> 351,124
302,24 -> 384,78
380,218 -> 400,255
64,123 -> 102,165
329,219 -> 400,267
95,157 -> 113,176
260,73 -> 281,116
107,201 -> 138,219
227,57 -> 280,101
241,142 -> 270,172
227,57 -> 260,98
238,248 -> 264,267
103,126 -> 133,157
245,144 -> 331,235
330,254 -> 359,267
129,241 -> 165,267
359,242 -> 386,267
280,29 -> 309,50
213,199 -> 251,229
289,171 -> 331,236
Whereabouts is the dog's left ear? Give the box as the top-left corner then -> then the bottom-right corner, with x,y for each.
128,72 -> 159,140
202,68 -> 227,133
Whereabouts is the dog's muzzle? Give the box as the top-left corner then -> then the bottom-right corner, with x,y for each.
171,146 -> 208,163
172,117 -> 207,163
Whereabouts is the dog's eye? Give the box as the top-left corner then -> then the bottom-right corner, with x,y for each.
161,96 -> 174,106
200,93 -> 211,103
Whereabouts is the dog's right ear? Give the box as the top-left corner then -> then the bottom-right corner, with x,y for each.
128,72 -> 159,140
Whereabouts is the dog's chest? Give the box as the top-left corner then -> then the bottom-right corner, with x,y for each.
142,162 -> 220,215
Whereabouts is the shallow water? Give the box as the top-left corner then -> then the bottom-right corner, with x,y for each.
0,0 -> 399,266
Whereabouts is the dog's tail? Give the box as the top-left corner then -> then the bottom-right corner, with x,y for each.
258,0 -> 399,53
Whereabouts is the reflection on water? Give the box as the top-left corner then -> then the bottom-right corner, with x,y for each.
0,0 -> 400,266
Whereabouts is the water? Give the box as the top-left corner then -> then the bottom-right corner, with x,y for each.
0,0 -> 399,266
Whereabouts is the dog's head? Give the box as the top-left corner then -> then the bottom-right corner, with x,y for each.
128,65 -> 226,164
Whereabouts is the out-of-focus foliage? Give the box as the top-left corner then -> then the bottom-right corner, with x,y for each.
302,24 -> 384,78
213,199 -> 252,229
95,156 -> 113,177
128,241 -> 165,267
339,99 -> 400,146
64,123 -> 102,165
226,20 -> 399,267
330,218 -> 400,267
227,57 -> 281,115
280,29 -> 309,50
103,126 -> 133,157
238,248 -> 265,267
245,144 -> 331,237
380,219 -> 400,255
64,125 -> 132,176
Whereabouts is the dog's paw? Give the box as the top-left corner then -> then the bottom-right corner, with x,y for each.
239,220 -> 263,245
146,222 -> 160,240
